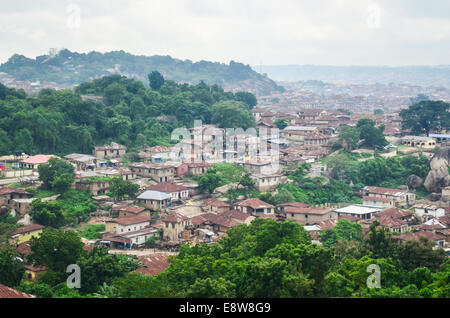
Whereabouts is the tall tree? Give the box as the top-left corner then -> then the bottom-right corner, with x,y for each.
400,100 -> 450,136
148,71 -> 165,91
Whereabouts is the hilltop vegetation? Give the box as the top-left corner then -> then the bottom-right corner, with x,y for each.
0,49 -> 284,95
0,73 -> 256,156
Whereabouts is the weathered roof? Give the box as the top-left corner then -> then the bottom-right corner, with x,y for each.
203,198 -> 231,208
136,254 -> 170,276
284,206 -> 331,215
110,216 -> 150,226
11,224 -> 44,236
0,284 -> 33,298
235,198 -> 274,209
113,205 -> 147,214
363,186 -> 408,197
146,182 -> 187,193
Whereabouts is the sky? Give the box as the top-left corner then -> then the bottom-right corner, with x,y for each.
1,0 -> 449,66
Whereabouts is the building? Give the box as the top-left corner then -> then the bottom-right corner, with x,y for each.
363,196 -> 395,208
74,178 -> 110,195
362,186 -> 415,207
135,254 -> 170,276
0,187 -> 30,206
105,216 -> 151,235
113,205 -> 151,219
334,205 -> 384,220
395,231 -> 446,249
400,136 -> 437,148
20,154 -> 57,170
129,163 -> 176,183
202,198 -> 231,214
93,142 -> 127,159
104,227 -> 159,249
136,190 -> 172,212
145,182 -> 189,202
413,204 -> 447,222
9,224 -> 45,246
234,198 -> 275,216
252,173 -> 283,192
279,206 -> 337,226
162,213 -> 191,241
0,284 -> 33,298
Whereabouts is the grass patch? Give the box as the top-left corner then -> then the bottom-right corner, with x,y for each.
77,224 -> 106,240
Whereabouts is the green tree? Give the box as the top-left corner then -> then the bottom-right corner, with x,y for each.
30,200 -> 65,228
211,101 -> 255,129
198,173 -> 226,194
148,71 -> 165,91
0,248 -> 25,287
28,228 -> 84,274
320,219 -> 363,248
400,100 -> 450,136
50,173 -> 74,195
337,125 -> 360,150
109,177 -> 140,201
356,118 -> 388,148
183,277 -> 236,298
235,92 -> 257,110
274,118 -> 289,130
38,158 -> 75,190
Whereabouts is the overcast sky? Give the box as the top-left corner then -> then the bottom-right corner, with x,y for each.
1,0 -> 449,66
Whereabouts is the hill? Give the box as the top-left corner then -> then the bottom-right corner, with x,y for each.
0,49 -> 284,96
254,65 -> 450,88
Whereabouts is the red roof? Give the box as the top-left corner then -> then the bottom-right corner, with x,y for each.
136,253 -> 170,276
163,213 -> 189,224
218,209 -> 251,221
110,216 -> 150,226
203,198 -> 231,208
0,284 -> 33,298
20,154 -> 53,165
235,198 -> 274,209
284,206 -> 331,215
363,196 -> 393,203
364,186 -> 408,196
146,182 -> 187,193
375,208 -> 412,219
11,224 -> 44,236
395,231 -> 445,242
15,243 -> 31,256
0,187 -> 30,195
113,206 -> 147,214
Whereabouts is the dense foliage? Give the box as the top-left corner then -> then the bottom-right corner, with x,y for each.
0,74 -> 256,156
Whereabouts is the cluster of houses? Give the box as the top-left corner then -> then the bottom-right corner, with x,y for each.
2,108 -> 450,282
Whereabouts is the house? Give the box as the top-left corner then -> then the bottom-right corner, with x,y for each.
374,208 -> 413,222
107,227 -> 159,249
75,178 -> 110,195
145,182 -> 189,202
162,213 -> 191,241
281,126 -> 319,142
374,215 -> 409,233
400,136 -> 437,149
362,186 -> 415,207
113,205 -> 151,219
136,190 -> 172,211
414,204 -> 446,222
334,205 -> 383,220
20,154 -> 58,170
191,213 -> 242,233
279,206 -> 337,226
64,153 -> 97,171
0,284 -> 33,298
234,198 -> 275,216
135,253 -> 170,276
0,187 -> 30,205
363,196 -> 395,208
24,265 -> 47,281
93,142 -> 127,159
395,231 -> 446,249
129,163 -> 176,182
10,198 -> 34,216
418,218 -> 447,232
202,198 -> 231,214
218,209 -> 255,225
138,145 -> 173,163
277,202 -> 312,213
252,173 -> 283,192
187,162 -> 213,176
9,224 -> 45,246
105,216 -> 151,235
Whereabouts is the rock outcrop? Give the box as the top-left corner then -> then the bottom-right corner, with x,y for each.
406,175 -> 423,189
424,148 -> 450,193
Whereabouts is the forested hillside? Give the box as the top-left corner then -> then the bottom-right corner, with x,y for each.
0,73 -> 257,156
0,50 -> 284,96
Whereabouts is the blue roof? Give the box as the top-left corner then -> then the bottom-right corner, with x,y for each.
429,134 -> 450,139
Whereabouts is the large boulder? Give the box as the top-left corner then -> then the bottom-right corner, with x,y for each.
406,175 -> 423,189
424,148 -> 450,193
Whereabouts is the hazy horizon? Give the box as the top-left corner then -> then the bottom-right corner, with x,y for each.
1,0 -> 449,67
